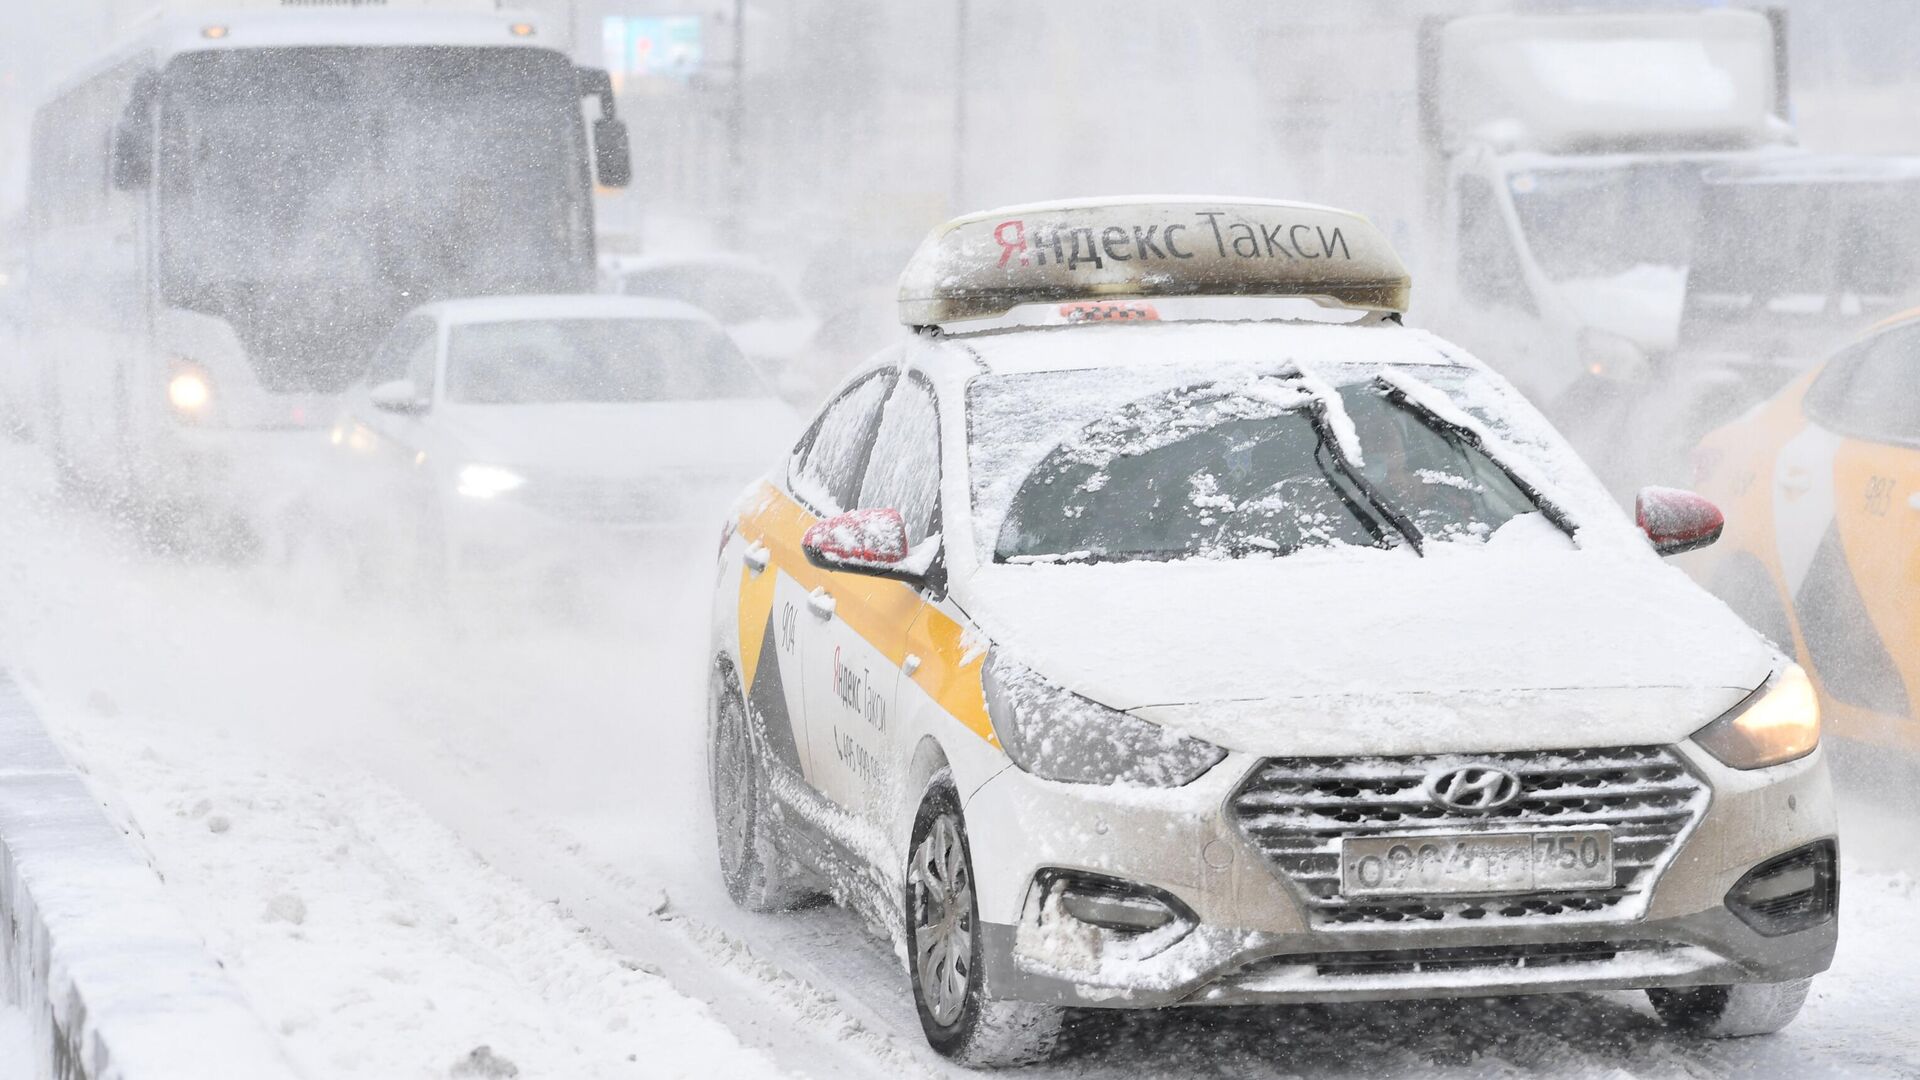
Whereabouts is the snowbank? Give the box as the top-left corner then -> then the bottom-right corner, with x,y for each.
0,669 -> 295,1080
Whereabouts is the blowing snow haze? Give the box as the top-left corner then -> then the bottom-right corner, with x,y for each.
0,3 -> 1918,1079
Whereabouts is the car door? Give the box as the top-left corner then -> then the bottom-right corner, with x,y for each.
747,366 -> 897,790
1787,324 -> 1920,734
802,372 -> 943,816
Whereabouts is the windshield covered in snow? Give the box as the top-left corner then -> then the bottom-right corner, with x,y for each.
156,47 -> 593,393
1336,382 -> 1542,544
619,265 -> 802,324
1507,161 -> 1702,281
1686,177 -> 1920,310
446,318 -> 762,404
976,367 -> 1552,564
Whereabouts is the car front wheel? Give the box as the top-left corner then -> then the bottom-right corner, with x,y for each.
1647,978 -> 1812,1037
906,780 -> 1065,1067
708,663 -> 815,912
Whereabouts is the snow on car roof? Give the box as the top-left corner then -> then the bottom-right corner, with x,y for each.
426,295 -> 719,326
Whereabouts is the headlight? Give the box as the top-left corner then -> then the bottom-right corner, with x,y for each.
1693,665 -> 1820,770
456,464 -> 527,499
981,653 -> 1225,787
167,367 -> 212,414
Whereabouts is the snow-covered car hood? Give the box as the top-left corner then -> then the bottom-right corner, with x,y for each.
436,398 -> 798,481
961,546 -> 1773,757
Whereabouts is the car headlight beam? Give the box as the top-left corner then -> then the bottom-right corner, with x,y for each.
456,464 -> 527,499
167,367 -> 212,414
1693,665 -> 1820,770
981,653 -> 1225,787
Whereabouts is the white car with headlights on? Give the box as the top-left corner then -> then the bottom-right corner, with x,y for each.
705,199 -> 1836,1066
318,295 -> 795,595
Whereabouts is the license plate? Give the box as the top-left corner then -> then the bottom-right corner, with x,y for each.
1340,828 -> 1613,897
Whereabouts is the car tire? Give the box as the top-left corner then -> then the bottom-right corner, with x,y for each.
708,663 -> 816,912
1647,978 -> 1812,1037
906,780 -> 1066,1068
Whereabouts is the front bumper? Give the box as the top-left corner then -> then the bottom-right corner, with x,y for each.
961,741 -> 1837,1009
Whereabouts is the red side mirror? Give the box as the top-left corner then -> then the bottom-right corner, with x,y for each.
802,508 -> 909,573
1636,486 -> 1724,557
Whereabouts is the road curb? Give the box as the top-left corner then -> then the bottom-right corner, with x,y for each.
0,670 -> 297,1080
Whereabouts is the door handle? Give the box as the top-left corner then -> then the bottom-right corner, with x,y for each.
806,587 -> 836,619
1778,467 -> 1811,495
742,541 -> 770,575
1908,492 -> 1920,512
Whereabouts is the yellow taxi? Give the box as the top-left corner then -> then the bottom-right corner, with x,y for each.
1690,308 -> 1920,752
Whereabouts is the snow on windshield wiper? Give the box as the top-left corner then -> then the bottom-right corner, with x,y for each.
1372,370 -> 1580,541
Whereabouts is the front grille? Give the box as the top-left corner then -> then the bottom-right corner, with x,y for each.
1234,940 -> 1677,980
1230,746 -> 1709,928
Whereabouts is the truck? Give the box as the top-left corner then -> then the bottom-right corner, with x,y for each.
1410,9 -> 1796,415
25,2 -> 630,548
1263,8 -> 1796,440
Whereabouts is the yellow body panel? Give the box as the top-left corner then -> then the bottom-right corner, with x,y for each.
734,482 -> 996,746
1689,327 -> 1920,753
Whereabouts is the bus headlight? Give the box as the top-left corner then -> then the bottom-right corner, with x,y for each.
1694,666 -> 1820,770
167,367 -> 212,415
456,464 -> 527,499
982,653 -> 1225,788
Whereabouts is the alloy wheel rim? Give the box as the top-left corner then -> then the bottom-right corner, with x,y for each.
912,812 -> 974,1028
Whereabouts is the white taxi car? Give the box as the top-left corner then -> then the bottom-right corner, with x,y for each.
706,200 -> 1836,1066
315,295 -> 794,592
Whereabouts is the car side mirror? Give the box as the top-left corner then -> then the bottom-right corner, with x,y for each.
593,118 -> 632,188
577,65 -> 632,188
370,378 -> 429,415
1637,486 -> 1723,557
802,508 -> 920,580
109,71 -> 158,191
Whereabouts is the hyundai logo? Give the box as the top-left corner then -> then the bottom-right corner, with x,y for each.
1425,764 -> 1523,812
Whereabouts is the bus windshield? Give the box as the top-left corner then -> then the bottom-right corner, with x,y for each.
157,47 -> 592,393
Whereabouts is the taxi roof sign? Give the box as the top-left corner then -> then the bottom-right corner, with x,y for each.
897,198 -> 1410,326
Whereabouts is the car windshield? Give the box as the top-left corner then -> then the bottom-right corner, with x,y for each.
1688,178 -> 1920,306
975,368 -> 1552,564
446,318 -> 765,405
1507,162 -> 1703,282
156,47 -> 592,393
620,265 -> 801,323
1335,383 -> 1541,543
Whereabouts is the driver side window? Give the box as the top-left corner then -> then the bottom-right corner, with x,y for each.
857,375 -> 942,547
1457,176 -> 1536,315
369,317 -> 435,388
1808,325 -> 1920,444
406,327 -> 440,402
789,369 -> 896,514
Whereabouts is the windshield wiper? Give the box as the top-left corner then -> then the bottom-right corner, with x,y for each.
1305,402 -> 1425,556
1375,378 -> 1578,540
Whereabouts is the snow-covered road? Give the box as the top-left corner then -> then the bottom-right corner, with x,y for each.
1,441 -> 1917,1079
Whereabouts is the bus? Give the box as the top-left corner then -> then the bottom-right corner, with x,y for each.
26,6 -> 630,541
